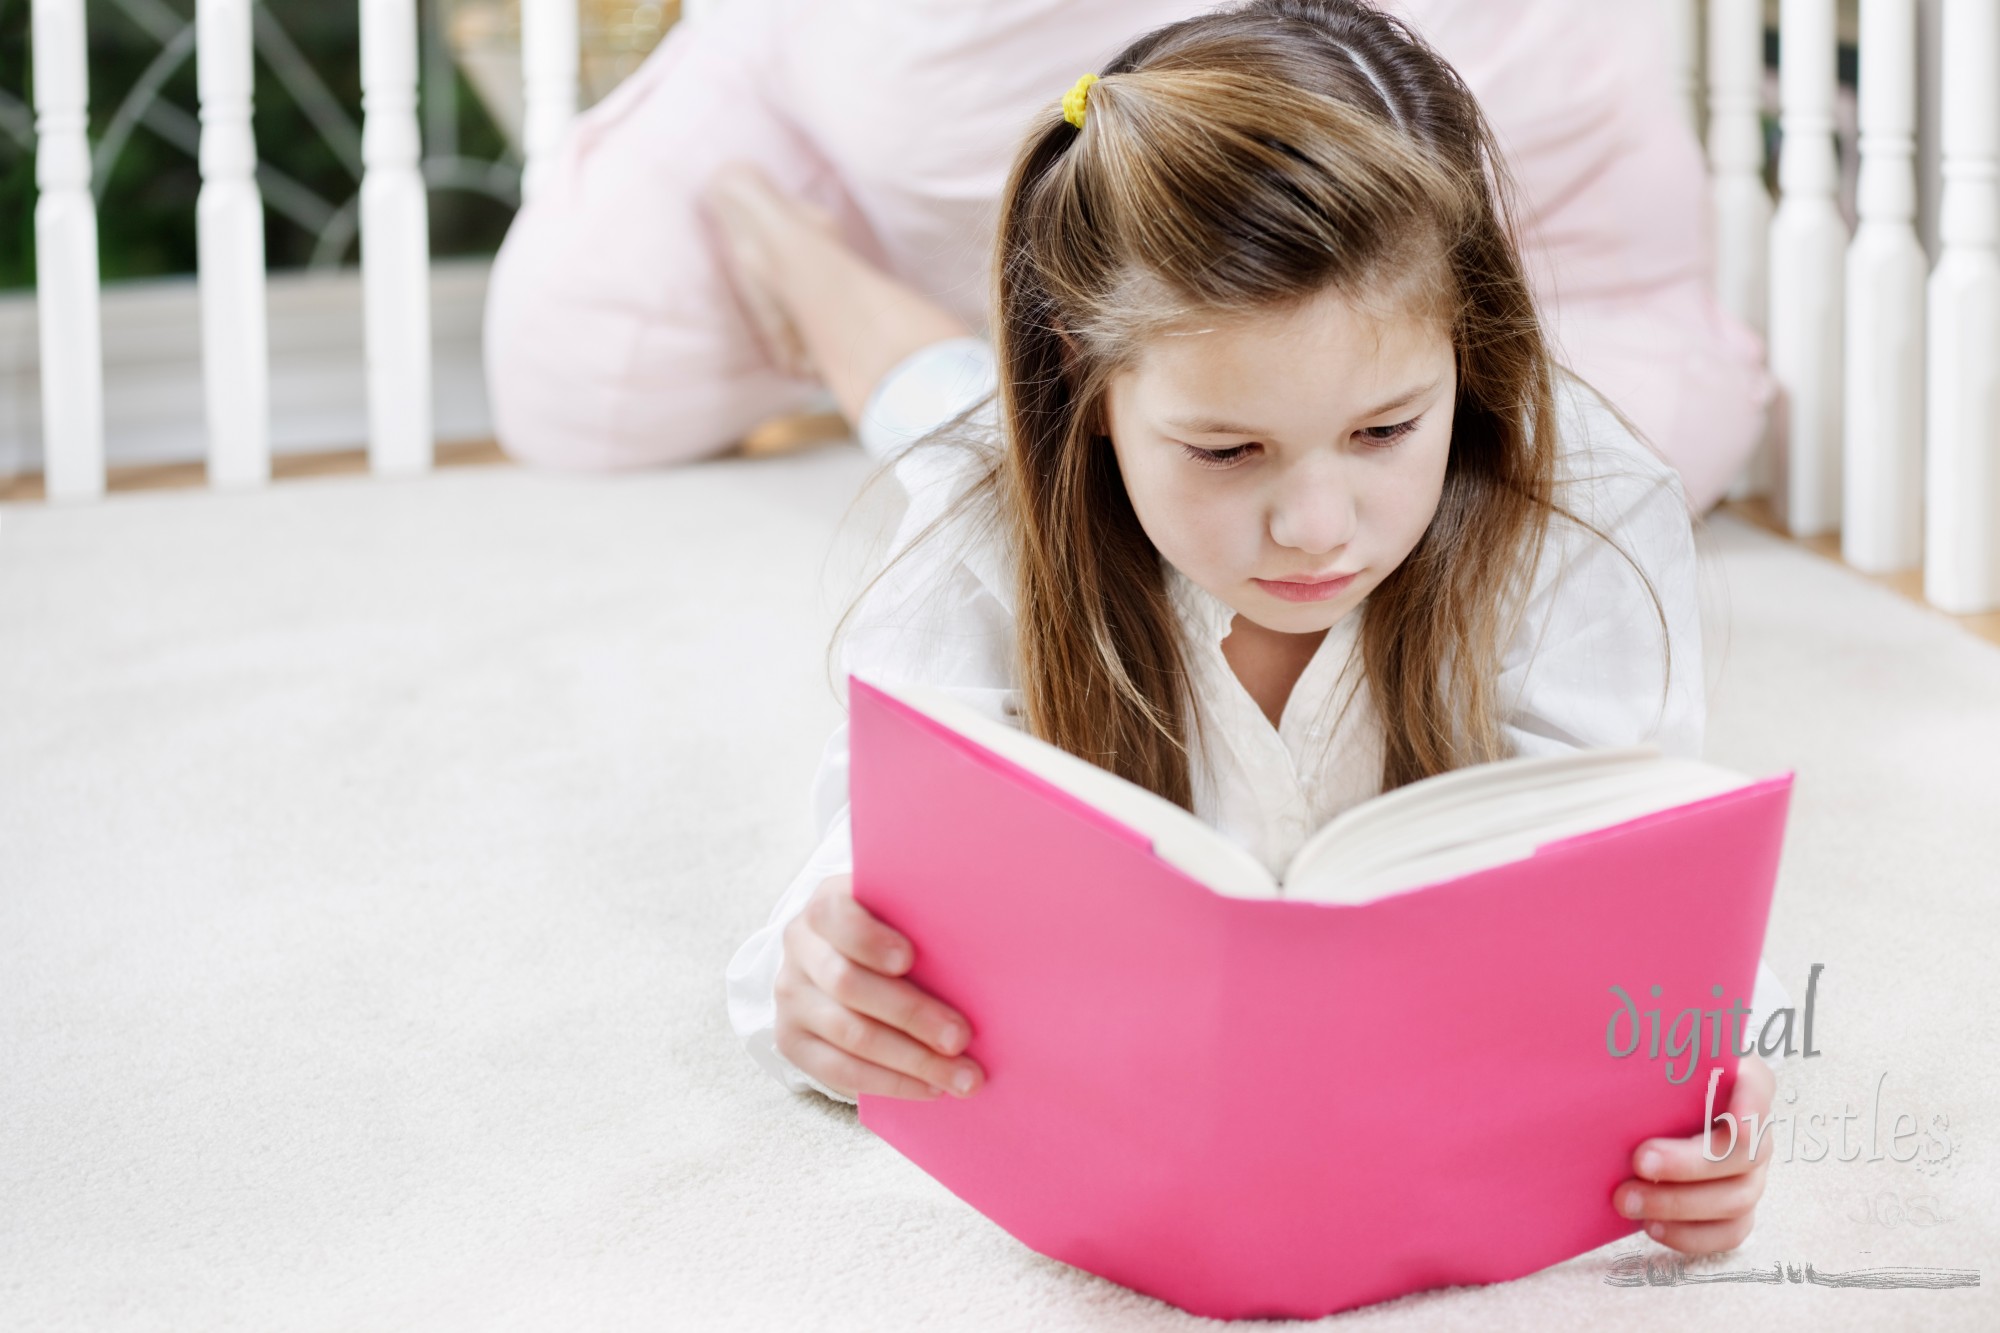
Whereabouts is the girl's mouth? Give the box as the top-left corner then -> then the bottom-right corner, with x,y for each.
1252,571 -> 1360,603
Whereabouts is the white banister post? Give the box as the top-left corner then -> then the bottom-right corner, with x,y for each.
1768,0 -> 1848,535
1923,0 -> 2000,613
360,0 -> 434,476
1710,0 -> 1775,502
30,0 -> 105,502
1659,0 -> 1703,138
1843,0 -> 1925,573
196,0 -> 271,490
520,0 -> 579,205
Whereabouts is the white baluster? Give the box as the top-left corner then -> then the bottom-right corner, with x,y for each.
197,0 -> 271,489
1767,0 -> 1847,535
30,0 -> 105,502
1923,0 -> 2000,613
361,0 -> 433,475
1709,0 -> 1775,502
1658,0 -> 1703,137
521,0 -> 579,205
1842,0 -> 1925,573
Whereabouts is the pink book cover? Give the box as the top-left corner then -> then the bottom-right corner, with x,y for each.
845,674 -> 1794,1320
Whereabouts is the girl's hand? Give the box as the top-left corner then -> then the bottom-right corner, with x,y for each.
1614,1052 -> 1776,1255
774,873 -> 986,1102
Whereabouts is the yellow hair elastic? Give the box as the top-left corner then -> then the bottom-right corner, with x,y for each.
1063,73 -> 1100,129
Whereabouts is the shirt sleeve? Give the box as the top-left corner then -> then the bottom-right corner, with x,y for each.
724,337 -> 1019,1104
1497,382 -> 1705,763
854,335 -> 1003,464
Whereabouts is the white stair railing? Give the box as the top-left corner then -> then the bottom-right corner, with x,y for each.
1659,0 -> 1704,137
197,0 -> 272,490
359,0 -> 434,477
1842,0 -> 1925,574
1701,0 -> 2000,612
520,0 -> 581,205
1710,0 -> 1776,503
1923,0 -> 2000,613
30,0 -> 105,503
1767,0 -> 1848,538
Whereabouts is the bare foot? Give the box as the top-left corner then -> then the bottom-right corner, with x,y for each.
701,162 -> 842,380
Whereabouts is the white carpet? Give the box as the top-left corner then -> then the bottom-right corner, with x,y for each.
1,446 -> 1994,1331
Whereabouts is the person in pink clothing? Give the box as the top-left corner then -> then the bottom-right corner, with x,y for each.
483,0 -> 1770,513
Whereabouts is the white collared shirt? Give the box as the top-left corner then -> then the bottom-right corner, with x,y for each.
725,336 -> 1789,1103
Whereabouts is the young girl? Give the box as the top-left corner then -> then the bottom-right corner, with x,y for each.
721,0 -> 1781,1258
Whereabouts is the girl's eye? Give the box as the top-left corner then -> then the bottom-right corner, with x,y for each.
1361,415 -> 1423,446
1179,443 -> 1254,469
1177,414 -> 1425,469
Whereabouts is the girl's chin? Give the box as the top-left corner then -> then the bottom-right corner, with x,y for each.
1232,599 -> 1360,637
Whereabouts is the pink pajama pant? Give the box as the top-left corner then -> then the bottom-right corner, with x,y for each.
482,0 -> 1771,514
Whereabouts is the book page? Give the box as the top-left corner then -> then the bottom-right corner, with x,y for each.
1296,749 -> 1668,884
1283,756 -> 1753,905
1286,745 -> 1666,873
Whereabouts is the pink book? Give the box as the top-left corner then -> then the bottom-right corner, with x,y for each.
845,673 -> 1793,1320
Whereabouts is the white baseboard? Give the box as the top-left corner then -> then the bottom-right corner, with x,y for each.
0,258 -> 495,479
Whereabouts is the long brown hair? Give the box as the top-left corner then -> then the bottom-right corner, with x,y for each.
828,0 -> 1669,809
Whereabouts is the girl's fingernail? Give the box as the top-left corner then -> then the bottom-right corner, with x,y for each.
952,1069 -> 976,1095
938,1024 -> 962,1054
1647,1222 -> 1666,1240
1639,1151 -> 1663,1179
1620,1190 -> 1646,1219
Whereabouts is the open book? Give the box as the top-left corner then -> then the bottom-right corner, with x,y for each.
845,671 -> 1795,1320
869,676 -> 1763,905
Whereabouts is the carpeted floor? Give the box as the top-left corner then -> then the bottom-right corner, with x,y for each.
1,445 -> 1993,1330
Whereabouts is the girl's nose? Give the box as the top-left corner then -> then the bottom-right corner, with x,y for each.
1268,467 -> 1357,555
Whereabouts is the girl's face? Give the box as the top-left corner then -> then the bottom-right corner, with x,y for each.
1102,284 -> 1456,636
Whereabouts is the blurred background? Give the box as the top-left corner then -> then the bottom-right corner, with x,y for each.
0,1 -> 686,477
0,0 -> 1865,481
